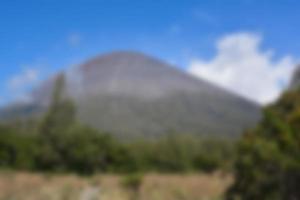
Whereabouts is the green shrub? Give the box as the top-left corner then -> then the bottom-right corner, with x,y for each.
122,173 -> 144,190
227,89 -> 300,200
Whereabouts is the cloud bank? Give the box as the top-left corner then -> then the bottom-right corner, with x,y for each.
188,32 -> 296,104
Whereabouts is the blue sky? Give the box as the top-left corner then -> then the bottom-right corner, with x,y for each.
0,0 -> 300,105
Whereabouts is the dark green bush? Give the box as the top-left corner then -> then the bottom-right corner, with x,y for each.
227,89 -> 300,200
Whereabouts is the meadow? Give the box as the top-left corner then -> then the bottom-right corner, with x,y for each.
0,171 -> 232,200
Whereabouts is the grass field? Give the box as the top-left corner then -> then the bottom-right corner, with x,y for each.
0,171 -> 232,200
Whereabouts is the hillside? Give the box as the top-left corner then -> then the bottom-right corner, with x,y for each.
289,65 -> 300,89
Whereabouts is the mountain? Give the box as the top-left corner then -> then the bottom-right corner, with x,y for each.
289,65 -> 300,89
0,51 -> 261,138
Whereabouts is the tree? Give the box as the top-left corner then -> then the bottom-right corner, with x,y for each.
35,74 -> 123,174
62,125 -> 120,174
227,88 -> 300,200
0,125 -> 38,170
37,74 -> 77,171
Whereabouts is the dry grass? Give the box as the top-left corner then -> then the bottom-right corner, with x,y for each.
0,171 -> 232,200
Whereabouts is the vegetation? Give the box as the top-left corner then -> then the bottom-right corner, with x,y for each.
122,173 -> 144,200
5,72 -> 300,200
0,123 -> 234,174
2,65 -> 299,200
227,88 -> 300,200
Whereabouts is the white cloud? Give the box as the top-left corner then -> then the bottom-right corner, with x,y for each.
188,32 -> 297,104
9,68 -> 39,90
7,68 -> 42,104
68,33 -> 82,47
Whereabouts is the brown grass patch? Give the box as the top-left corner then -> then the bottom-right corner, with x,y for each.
0,171 -> 232,200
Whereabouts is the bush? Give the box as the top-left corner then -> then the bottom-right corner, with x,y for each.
0,125 -> 39,170
227,89 -> 300,200
122,173 -> 144,200
122,173 -> 144,191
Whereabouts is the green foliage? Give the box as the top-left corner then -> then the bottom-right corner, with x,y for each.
120,134 -> 235,173
37,74 -> 77,171
227,89 -> 300,200
0,125 -> 39,170
122,173 -> 144,191
0,124 -> 233,174
122,173 -> 144,200
62,125 -> 121,174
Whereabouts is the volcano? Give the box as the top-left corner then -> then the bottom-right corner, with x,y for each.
1,51 -> 261,138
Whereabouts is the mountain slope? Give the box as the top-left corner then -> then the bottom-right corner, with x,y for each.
289,65 -> 300,89
1,51 -> 261,138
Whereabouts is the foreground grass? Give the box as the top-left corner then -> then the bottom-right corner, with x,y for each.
0,171 -> 232,200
